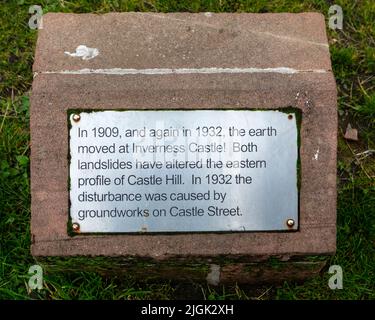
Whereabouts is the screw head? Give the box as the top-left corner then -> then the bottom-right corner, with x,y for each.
72,114 -> 81,122
288,114 -> 293,120
286,219 -> 295,228
72,222 -> 80,232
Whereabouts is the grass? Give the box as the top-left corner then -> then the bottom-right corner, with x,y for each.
0,0 -> 374,300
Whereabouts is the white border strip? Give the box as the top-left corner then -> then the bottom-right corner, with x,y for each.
40,67 -> 328,75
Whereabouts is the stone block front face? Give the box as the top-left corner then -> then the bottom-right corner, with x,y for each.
31,13 -> 336,265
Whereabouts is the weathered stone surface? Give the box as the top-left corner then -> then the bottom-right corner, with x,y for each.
31,13 -> 337,283
34,12 -> 331,72
36,256 -> 327,285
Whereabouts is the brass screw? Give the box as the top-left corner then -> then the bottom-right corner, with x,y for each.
288,114 -> 293,120
72,222 -> 80,232
72,114 -> 81,122
286,219 -> 295,228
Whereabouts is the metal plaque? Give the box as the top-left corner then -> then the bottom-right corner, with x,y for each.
69,110 -> 298,233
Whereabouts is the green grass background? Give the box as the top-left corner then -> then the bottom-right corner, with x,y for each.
0,0 -> 374,299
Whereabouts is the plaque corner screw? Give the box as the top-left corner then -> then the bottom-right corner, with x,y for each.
72,114 -> 81,122
72,222 -> 80,233
286,219 -> 295,228
288,114 -> 293,120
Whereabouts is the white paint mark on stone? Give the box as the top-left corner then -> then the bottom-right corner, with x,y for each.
42,67 -> 328,75
204,12 -> 213,17
313,148 -> 320,161
64,45 -> 99,60
206,264 -> 221,286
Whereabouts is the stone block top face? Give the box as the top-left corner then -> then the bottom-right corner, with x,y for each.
30,13 -> 337,258
33,12 -> 332,73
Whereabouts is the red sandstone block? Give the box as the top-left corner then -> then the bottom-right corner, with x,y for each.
30,13 -> 337,276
